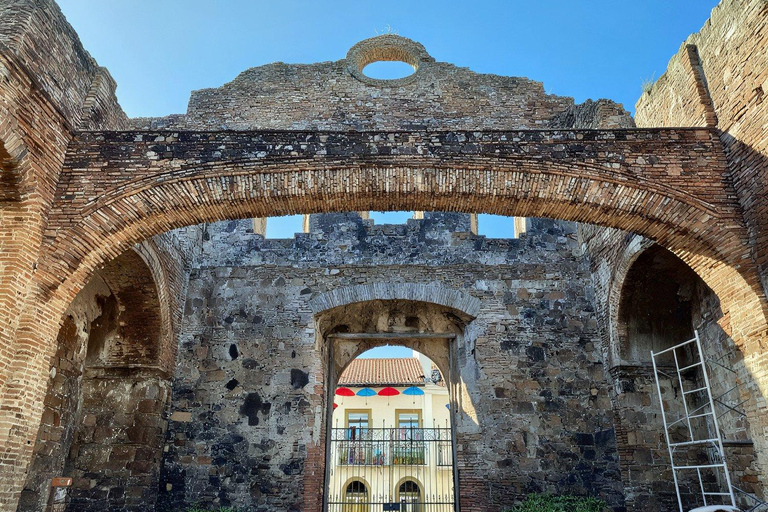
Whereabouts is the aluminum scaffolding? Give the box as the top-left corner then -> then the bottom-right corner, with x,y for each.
651,331 -> 737,512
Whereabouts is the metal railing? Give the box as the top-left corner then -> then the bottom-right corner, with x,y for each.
327,427 -> 455,512
332,427 -> 452,467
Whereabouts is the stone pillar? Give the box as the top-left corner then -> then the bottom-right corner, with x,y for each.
253,217 -> 267,237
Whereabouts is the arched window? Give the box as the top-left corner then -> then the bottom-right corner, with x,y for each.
343,480 -> 368,512
397,480 -> 422,512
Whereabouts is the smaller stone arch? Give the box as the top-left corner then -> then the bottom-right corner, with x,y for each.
319,300 -> 468,386
309,282 -> 481,318
315,284 -> 469,512
312,283 -> 478,435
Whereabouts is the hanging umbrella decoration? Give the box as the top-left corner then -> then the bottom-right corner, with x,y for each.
378,386 -> 400,405
335,387 -> 354,407
356,387 -> 376,405
402,386 -> 424,405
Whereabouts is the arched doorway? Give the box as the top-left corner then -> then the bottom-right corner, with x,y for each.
318,297 -> 467,512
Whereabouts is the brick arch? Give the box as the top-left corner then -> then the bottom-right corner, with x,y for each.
4,127 -> 768,510
43,143 -> 749,296
39,130 -> 768,351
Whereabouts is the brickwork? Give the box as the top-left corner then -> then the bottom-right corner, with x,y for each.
633,0 -> 768,499
582,229 -> 763,509
636,0 -> 768,303
45,127 -> 743,299
0,1 -> 128,508
0,1 -> 767,511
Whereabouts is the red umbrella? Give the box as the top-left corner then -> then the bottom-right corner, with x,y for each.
335,387 -> 355,396
333,403 -> 338,410
378,386 -> 400,405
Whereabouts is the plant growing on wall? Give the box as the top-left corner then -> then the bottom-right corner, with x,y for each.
184,505 -> 241,512
505,493 -> 607,512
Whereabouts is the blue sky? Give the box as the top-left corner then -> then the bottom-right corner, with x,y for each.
55,0 -> 719,358
57,0 -> 718,118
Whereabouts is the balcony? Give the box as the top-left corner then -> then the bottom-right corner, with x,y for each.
331,428 -> 452,467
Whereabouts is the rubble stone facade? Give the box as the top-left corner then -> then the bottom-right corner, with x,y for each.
0,0 -> 767,511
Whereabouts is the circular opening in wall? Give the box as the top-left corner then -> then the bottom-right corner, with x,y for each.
347,36 -> 431,85
362,60 -> 416,80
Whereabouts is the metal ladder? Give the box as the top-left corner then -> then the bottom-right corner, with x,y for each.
651,331 -> 737,511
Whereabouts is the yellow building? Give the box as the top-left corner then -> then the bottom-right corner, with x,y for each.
327,355 -> 454,512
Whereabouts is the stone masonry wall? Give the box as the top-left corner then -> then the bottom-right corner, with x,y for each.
582,226 -> 763,509
634,0 -> 768,501
158,214 -> 624,512
127,34 -> 631,132
636,0 -> 768,317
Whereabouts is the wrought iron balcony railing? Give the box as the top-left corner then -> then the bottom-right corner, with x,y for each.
330,427 -> 453,467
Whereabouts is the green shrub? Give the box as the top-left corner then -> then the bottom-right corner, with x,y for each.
506,493 -> 607,512
183,506 -> 241,512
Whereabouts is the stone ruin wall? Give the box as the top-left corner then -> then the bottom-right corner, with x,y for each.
128,34 -> 633,132
581,225 -> 761,510
3,0 -> 767,511
128,32 -> 638,511
158,214 -> 623,512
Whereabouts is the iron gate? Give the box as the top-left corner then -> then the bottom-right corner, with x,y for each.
327,427 -> 455,512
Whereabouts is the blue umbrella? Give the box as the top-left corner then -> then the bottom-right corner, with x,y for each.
403,386 -> 424,404
356,387 -> 376,404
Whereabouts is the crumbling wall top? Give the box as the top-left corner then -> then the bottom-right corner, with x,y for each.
176,35 -> 631,131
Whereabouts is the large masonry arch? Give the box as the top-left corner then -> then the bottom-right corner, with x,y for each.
4,128 -> 768,511
45,129 -> 753,298
35,128 -> 765,354
2,2 -> 768,509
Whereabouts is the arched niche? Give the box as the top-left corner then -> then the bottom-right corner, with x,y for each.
18,246 -> 169,512
84,248 -> 165,368
609,243 -> 760,508
616,244 -> 700,364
